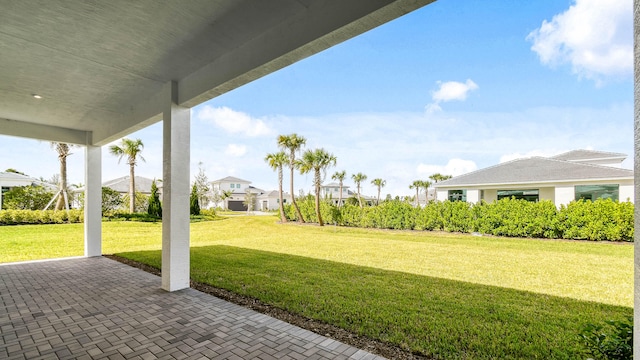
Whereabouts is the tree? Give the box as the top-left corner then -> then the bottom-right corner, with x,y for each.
243,189 -> 256,213
422,180 -> 433,203
331,170 -> 346,207
277,133 -> 307,222
351,172 -> 367,208
109,138 -> 145,213
101,187 -> 123,214
429,173 -> 452,183
220,190 -> 232,210
265,151 -> 289,223
297,148 -> 337,226
51,142 -> 74,210
147,180 -> 162,217
194,163 -> 211,209
371,178 -> 386,205
190,184 -> 200,215
5,168 -> 26,175
2,186 -> 54,210
409,180 -> 422,207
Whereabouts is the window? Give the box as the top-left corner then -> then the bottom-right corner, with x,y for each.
448,190 -> 466,202
575,184 -> 619,201
230,184 -> 235,189
236,184 -> 241,188
1,186 -> 9,194
497,189 -> 539,202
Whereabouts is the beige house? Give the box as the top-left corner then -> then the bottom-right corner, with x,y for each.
434,150 -> 633,207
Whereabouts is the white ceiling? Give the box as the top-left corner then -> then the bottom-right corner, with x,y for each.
0,0 -> 433,146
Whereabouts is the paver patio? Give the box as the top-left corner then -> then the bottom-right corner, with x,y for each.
0,257 -> 385,360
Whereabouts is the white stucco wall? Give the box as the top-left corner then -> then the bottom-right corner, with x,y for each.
482,189 -> 497,203
466,189 -> 480,203
620,184 -> 634,202
436,190 -> 448,202
539,187 -> 555,203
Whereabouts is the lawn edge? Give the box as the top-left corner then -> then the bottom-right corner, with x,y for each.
105,254 -> 431,360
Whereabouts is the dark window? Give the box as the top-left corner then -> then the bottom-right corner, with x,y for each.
497,189 -> 539,202
575,184 -> 619,201
448,190 -> 466,202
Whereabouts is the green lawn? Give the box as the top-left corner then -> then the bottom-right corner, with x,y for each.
0,215 -> 633,358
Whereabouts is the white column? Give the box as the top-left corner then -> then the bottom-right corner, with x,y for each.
84,145 -> 102,257
162,81 -> 191,292
634,0 -> 639,355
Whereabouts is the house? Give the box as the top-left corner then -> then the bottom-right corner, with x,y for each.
102,176 -> 161,195
211,176 -> 258,211
0,171 -> 57,209
434,150 -> 634,207
257,190 -> 291,211
321,182 -> 376,206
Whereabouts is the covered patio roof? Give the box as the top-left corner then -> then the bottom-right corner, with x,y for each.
0,0 -> 433,146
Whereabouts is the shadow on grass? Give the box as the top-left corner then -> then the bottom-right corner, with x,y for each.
117,245 -> 631,359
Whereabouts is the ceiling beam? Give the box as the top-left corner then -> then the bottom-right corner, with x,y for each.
0,117 -> 89,145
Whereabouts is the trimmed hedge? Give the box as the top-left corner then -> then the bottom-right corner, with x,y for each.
285,198 -> 634,242
0,209 -> 84,225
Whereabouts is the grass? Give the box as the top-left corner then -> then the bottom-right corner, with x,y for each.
0,215 -> 633,358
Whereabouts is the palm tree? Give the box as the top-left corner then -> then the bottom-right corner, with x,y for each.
297,148 -> 337,226
50,142 -> 73,210
220,190 -> 233,210
410,180 -> 422,207
109,138 -> 145,213
331,170 -> 347,207
265,151 -> 289,223
351,172 -> 367,208
277,133 -> 307,222
422,180 -> 433,203
429,173 -> 452,183
371,178 -> 386,205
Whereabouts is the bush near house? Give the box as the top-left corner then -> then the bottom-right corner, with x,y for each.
285,197 -> 634,241
0,209 -> 83,225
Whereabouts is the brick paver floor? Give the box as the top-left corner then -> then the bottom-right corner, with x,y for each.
0,257 -> 386,360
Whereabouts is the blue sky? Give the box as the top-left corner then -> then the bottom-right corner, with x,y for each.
1,0 -> 633,197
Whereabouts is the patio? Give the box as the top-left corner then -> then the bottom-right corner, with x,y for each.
0,257 -> 384,360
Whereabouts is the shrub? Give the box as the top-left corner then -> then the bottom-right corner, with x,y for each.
0,210 -> 83,225
147,180 -> 162,217
2,185 -> 55,210
579,316 -> 633,360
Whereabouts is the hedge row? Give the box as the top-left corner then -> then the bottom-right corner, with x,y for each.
0,209 -> 84,225
285,197 -> 634,242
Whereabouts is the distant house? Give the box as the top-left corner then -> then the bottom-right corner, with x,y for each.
211,176 -> 256,211
257,190 -> 291,211
434,150 -> 633,207
0,171 -> 57,209
321,182 -> 376,206
102,176 -> 161,195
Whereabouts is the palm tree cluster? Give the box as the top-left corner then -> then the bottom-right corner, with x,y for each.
109,138 -> 145,213
266,133 -> 337,226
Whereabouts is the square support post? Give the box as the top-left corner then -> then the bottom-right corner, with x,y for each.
162,81 -> 191,292
634,0 -> 639,356
84,145 -> 102,257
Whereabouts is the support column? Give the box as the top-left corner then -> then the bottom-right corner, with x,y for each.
84,145 -> 102,257
162,81 -> 191,292
634,0 -> 639,356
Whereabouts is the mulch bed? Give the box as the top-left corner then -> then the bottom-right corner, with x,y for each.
105,254 -> 430,360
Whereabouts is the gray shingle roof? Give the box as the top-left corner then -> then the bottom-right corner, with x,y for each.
103,176 -> 160,194
435,157 -> 633,188
551,149 -> 626,162
211,176 -> 251,184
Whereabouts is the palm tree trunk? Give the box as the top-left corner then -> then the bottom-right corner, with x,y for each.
338,182 -> 343,207
55,155 -> 68,210
357,184 -> 363,208
290,165 -> 305,222
315,170 -> 323,226
415,188 -> 419,207
129,163 -> 135,213
278,167 -> 287,222
377,188 -> 381,205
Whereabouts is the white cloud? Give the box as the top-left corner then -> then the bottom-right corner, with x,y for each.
527,0 -> 632,81
224,144 -> 248,157
197,105 -> 274,137
416,159 -> 478,178
432,79 -> 479,103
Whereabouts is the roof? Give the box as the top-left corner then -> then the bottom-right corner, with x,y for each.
212,176 -> 251,184
435,157 -> 633,188
551,149 -> 627,163
0,171 -> 56,189
0,1 -> 432,146
322,182 -> 350,188
103,176 -> 161,194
